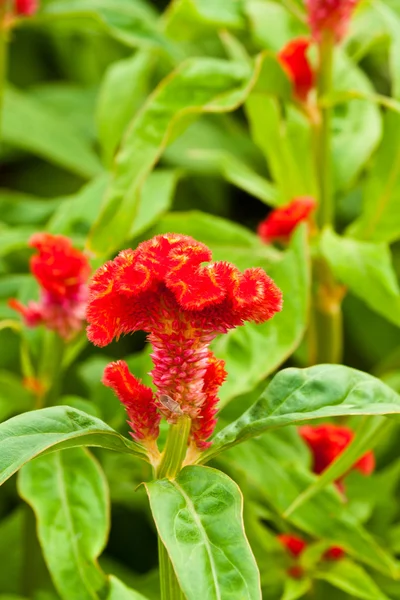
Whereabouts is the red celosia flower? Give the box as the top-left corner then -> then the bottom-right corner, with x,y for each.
258,196 -> 316,244
14,0 -> 38,15
87,234 -> 282,449
9,233 -> 90,340
278,38 -> 314,102
305,0 -> 359,42
299,424 -> 375,477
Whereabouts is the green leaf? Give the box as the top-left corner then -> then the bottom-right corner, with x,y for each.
246,96 -> 317,201
332,50 -> 382,191
320,228 -> 400,327
40,0 -> 171,54
164,0 -> 245,40
221,434 -> 398,578
145,465 -> 261,600
282,577 -> 312,600
0,509 -> 25,595
245,0 -> 306,51
0,405 -> 147,486
88,53 -> 268,255
0,371 -> 33,422
315,559 -> 390,600
18,448 -> 108,600
0,191 -> 61,227
3,88 -> 102,179
349,111 -> 400,243
202,364 -> 400,462
152,215 -> 309,403
96,51 -> 153,166
107,576 -> 149,600
284,417 -> 389,517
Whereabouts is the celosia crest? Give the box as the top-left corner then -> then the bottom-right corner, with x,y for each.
258,196 -> 316,244
305,0 -> 359,42
87,233 -> 282,449
15,0 -> 38,15
299,423 -> 375,477
9,233 -> 90,339
278,38 -> 314,102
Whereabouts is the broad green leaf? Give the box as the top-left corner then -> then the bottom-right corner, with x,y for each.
88,53 -> 268,255
320,228 -> 400,327
201,364 -> 400,462
0,225 -> 36,257
185,149 -> 280,205
0,405 -> 147,486
152,215 -> 309,404
331,51 -> 382,191
349,111 -> 400,243
0,371 -> 33,422
164,0 -> 245,40
0,509 -> 25,595
18,448 -> 108,600
246,97 -> 317,202
315,559 -> 390,600
246,0 -> 306,51
39,0 -> 171,54
3,88 -> 101,179
145,466 -> 261,600
130,169 -> 181,238
0,191 -> 61,227
282,577 -> 312,600
107,576 -> 149,600
221,435 -> 398,577
96,51 -> 154,166
284,417 -> 389,516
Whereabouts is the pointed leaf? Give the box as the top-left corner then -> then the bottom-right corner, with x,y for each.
201,364 -> 400,462
145,466 -> 261,600
18,448 -> 109,600
0,406 -> 147,486
315,559 -> 390,600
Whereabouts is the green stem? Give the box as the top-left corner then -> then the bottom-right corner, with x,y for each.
313,301 -> 343,364
156,416 -> 191,600
0,11 -> 8,140
315,32 -> 334,228
37,330 -> 66,407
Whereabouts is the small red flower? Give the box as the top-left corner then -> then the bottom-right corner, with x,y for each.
324,545 -> 345,560
258,197 -> 316,244
305,0 -> 359,42
87,234 -> 282,449
278,534 -> 307,558
14,0 -> 38,15
9,233 -> 90,339
299,424 -> 375,478
278,38 -> 314,102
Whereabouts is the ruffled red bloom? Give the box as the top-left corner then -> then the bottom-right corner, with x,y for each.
305,0 -> 359,42
14,0 -> 38,15
278,38 -> 314,102
299,424 -> 375,477
258,197 -> 316,244
102,360 -> 160,443
87,234 -> 282,449
9,233 -> 90,339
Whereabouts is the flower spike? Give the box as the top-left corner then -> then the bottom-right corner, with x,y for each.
305,0 -> 359,42
87,233 -> 282,449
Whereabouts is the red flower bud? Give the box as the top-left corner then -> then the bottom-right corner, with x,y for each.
278,38 -> 314,102
15,0 -> 38,16
323,545 -> 345,560
278,534 -> 307,558
258,197 -> 316,244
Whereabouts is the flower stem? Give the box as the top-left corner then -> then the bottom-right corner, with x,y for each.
315,32 -> 334,228
0,9 -> 9,139
156,416 -> 191,600
38,330 -> 66,407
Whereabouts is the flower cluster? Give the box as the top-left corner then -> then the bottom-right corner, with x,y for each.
278,533 -> 344,578
86,233 -> 282,451
300,424 -> 375,483
306,0 -> 359,42
258,197 -> 316,245
9,233 -> 90,340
